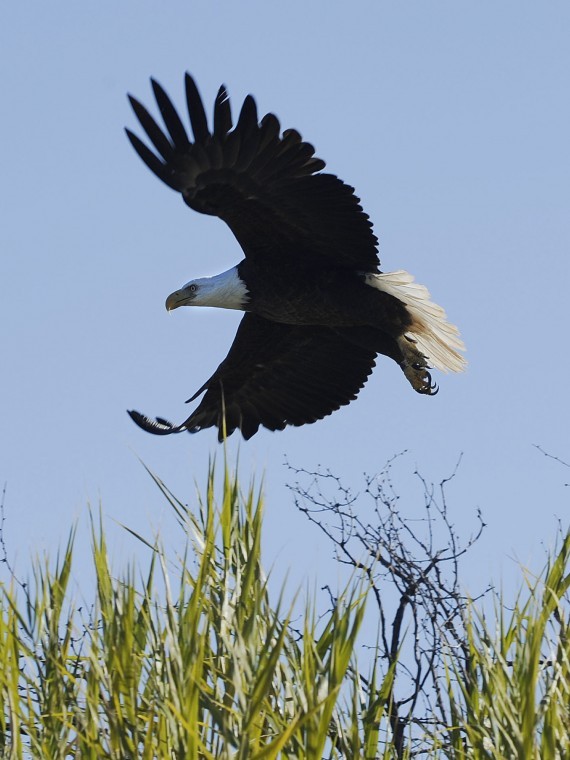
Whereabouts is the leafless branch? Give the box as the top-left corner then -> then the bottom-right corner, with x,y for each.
286,453 -> 488,757
533,444 -> 570,486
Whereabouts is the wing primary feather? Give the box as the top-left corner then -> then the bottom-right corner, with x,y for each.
128,96 -> 173,161
128,410 -> 185,435
241,422 -> 261,440
236,95 -> 258,136
151,79 -> 190,148
185,73 -> 210,142
246,117 -> 284,175
124,129 -> 180,190
305,157 -> 326,173
213,85 -> 232,137
224,407 -> 242,438
259,113 -> 281,147
186,380 -> 209,404
281,128 -> 302,144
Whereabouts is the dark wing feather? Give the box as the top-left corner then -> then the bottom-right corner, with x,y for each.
185,74 -> 209,142
128,314 -> 377,441
127,97 -> 173,161
151,79 -> 190,148
127,74 -> 379,271
213,85 -> 232,137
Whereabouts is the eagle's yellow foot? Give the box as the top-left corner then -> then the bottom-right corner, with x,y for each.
399,336 -> 438,395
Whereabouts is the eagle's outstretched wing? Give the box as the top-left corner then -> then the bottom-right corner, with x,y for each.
128,314 -> 377,440
126,75 -> 380,271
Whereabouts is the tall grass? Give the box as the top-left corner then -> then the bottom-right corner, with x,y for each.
0,462 -> 568,758
445,532 -> 570,759
0,464 -> 394,758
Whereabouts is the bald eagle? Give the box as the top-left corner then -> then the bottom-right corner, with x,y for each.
126,74 -> 465,440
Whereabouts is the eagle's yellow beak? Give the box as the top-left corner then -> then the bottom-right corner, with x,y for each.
165,285 -> 195,311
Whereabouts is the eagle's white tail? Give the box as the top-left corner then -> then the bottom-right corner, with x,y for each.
366,270 -> 466,373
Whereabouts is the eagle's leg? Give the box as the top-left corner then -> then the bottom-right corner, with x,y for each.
398,335 -> 438,395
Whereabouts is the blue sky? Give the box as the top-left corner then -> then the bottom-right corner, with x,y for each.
1,2 -> 569,597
